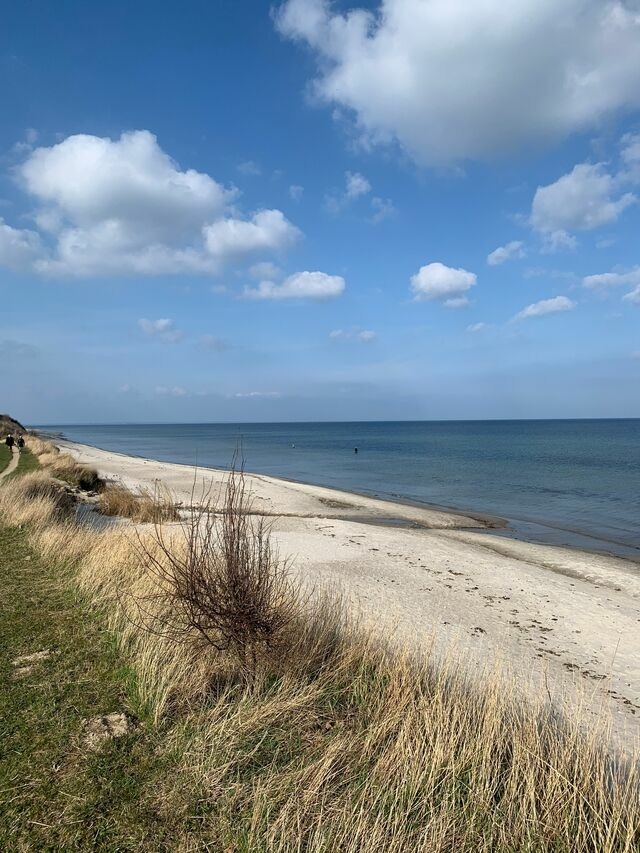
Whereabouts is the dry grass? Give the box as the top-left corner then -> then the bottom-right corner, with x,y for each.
1,466 -> 638,851
26,436 -> 102,491
98,482 -> 180,523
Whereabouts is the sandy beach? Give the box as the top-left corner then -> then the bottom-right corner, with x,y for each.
61,439 -> 640,747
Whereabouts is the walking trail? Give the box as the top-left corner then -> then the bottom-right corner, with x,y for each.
0,448 -> 19,482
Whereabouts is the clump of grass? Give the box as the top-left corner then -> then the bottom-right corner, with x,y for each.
98,482 -> 180,524
26,436 -> 102,492
1,464 -> 638,851
0,470 -> 73,527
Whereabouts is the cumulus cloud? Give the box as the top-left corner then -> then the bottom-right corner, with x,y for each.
138,317 -> 184,343
275,0 -> 640,165
244,270 -> 345,300
467,322 -> 487,332
531,163 -> 636,238
203,209 -> 300,260
513,295 -> 575,320
410,262 -> 476,303
487,240 -> 525,266
329,327 -> 376,342
0,130 -> 303,278
624,285 -> 640,304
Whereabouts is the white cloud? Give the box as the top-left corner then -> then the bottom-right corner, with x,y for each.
325,170 -> 374,214
467,322 -> 487,332
624,285 -> 640,304
244,270 -> 345,300
410,262 -> 476,303
531,163 -> 635,236
329,327 -> 376,342
0,218 -> 43,271
138,317 -> 184,343
345,171 -> 371,199
583,268 -> 640,290
513,295 -> 576,320
444,297 -> 469,309
487,240 -> 525,266
21,130 -> 229,239
203,209 -> 300,260
289,184 -> 304,202
276,0 -> 640,165
539,230 -> 578,254
0,130 -> 303,278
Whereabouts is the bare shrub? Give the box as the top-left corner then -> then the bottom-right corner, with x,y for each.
134,467 -> 299,679
98,482 -> 180,523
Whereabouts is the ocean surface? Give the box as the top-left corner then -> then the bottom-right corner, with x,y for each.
37,420 -> 640,560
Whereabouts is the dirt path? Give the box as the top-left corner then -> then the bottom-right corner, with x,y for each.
0,448 -> 19,482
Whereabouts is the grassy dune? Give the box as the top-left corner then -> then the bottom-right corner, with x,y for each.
0,455 -> 638,851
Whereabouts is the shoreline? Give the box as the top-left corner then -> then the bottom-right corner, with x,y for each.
50,434 -> 507,531
57,436 -> 640,748
45,431 -> 640,563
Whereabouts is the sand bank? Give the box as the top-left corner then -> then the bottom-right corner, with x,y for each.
61,439 -> 640,747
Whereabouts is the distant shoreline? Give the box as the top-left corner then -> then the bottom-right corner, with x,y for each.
45,428 -> 640,563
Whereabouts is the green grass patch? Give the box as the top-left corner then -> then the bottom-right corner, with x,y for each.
0,444 -> 10,473
0,523 -> 179,850
9,447 -> 40,477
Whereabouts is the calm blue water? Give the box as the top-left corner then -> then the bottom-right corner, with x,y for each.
37,420 -> 640,558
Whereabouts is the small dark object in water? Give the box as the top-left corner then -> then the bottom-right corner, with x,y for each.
354,447 -> 358,454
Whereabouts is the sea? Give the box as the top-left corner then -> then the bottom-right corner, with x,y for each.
36,420 -> 640,561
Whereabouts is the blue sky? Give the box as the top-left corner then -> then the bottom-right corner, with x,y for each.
1,0 -> 639,424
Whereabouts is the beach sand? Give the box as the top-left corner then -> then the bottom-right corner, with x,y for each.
61,439 -> 640,748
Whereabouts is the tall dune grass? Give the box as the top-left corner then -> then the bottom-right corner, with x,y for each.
26,436 -> 102,491
97,482 -> 180,523
0,467 -> 638,851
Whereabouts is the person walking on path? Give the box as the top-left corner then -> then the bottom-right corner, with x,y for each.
5,434 -> 15,452
16,435 -> 25,451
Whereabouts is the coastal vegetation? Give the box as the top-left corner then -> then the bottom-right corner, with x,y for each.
0,443 -> 10,473
0,435 -> 638,851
